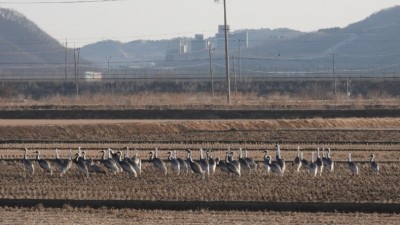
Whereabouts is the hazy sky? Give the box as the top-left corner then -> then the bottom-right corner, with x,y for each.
2,0 -> 399,46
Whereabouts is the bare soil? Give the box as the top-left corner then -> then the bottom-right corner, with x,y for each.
0,118 -> 400,218
0,118 -> 400,143
0,206 -> 399,225
0,157 -> 399,203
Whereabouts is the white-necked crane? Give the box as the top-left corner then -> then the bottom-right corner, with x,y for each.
22,148 -> 34,176
238,148 -> 251,174
293,146 -> 302,172
149,149 -> 167,175
316,147 -> 324,176
347,153 -> 359,175
186,149 -> 205,179
100,150 -> 119,175
265,155 -> 283,176
167,151 -> 181,175
206,149 -> 217,176
244,150 -> 257,174
369,153 -> 380,175
275,144 -> 286,175
308,152 -> 318,177
35,150 -> 52,175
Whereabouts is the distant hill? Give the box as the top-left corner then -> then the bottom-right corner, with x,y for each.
342,6 -> 400,61
80,5 -> 400,73
80,39 -> 173,64
0,8 -> 68,66
0,8 -> 93,80
80,28 -> 303,66
2,5 -> 400,77
243,6 -> 400,70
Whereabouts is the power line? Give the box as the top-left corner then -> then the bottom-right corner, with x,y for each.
0,0 -> 130,4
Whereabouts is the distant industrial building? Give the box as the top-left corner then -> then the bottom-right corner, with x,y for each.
165,25 -> 249,61
191,34 -> 206,53
180,39 -> 188,54
165,38 -> 183,61
215,24 -> 249,50
84,71 -> 102,82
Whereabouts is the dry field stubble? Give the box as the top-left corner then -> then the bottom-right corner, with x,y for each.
0,148 -> 399,203
0,118 -> 400,142
1,206 -> 400,225
1,118 -> 400,221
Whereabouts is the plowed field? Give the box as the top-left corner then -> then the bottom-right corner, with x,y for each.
1,206 -> 399,225
0,118 -> 399,223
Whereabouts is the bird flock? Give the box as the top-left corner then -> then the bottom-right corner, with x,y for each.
21,144 -> 380,178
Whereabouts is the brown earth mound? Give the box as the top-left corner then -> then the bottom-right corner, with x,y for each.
0,118 -> 400,142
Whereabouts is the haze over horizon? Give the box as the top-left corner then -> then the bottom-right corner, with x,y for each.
0,0 -> 399,46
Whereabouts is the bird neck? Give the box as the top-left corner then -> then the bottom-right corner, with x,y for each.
225,154 -> 230,162
186,152 -> 190,160
189,154 -> 194,163
102,151 -> 106,160
149,152 -> 154,161
266,157 -> 271,165
228,155 -> 232,162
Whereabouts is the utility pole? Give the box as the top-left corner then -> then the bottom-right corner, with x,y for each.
346,78 -> 351,97
232,55 -> 237,103
73,47 -> 76,85
64,38 -> 67,82
106,56 -> 112,78
238,39 -> 242,81
207,42 -> 215,97
222,0 -> 231,104
275,53 -> 280,78
330,52 -> 337,96
73,47 -> 80,95
76,48 -> 80,95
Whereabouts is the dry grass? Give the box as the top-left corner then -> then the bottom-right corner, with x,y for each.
2,118 -> 400,128
0,206 -> 399,225
1,92 -> 400,110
